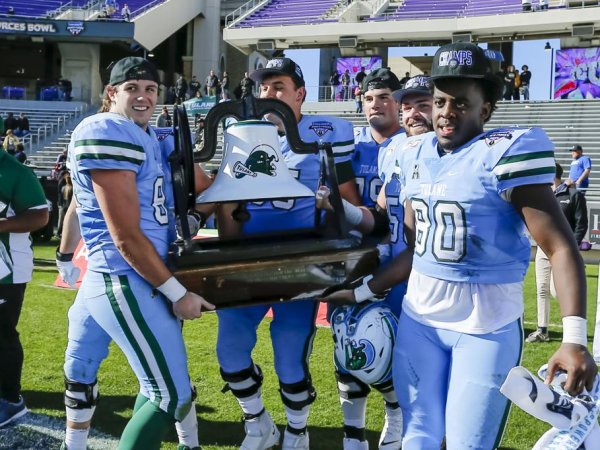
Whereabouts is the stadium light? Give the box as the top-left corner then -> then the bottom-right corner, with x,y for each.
544,42 -> 552,51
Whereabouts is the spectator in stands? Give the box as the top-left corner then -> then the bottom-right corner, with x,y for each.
15,113 -> 29,137
58,78 -> 72,101
0,146 -> 48,429
155,106 -> 172,128
354,85 -> 363,113
399,71 -> 411,86
104,0 -> 117,15
522,0 -> 532,11
220,71 -> 230,100
503,65 -> 517,100
539,0 -> 549,10
513,69 -> 521,101
341,69 -> 351,100
566,144 -> 592,193
13,143 -> 26,164
354,66 -> 366,87
175,75 -> 187,104
520,65 -> 531,100
52,149 -> 68,180
527,162 -> 588,343
121,3 -> 130,21
206,70 -> 219,97
2,130 -> 19,155
239,71 -> 255,97
56,172 -> 73,239
329,70 -> 340,101
4,113 -> 17,133
188,75 -> 201,99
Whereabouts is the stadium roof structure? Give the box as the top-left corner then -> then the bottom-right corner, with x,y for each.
224,4 -> 600,54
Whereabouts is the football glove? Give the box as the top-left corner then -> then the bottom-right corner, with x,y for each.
56,250 -> 80,287
176,212 -> 205,239
321,274 -> 388,304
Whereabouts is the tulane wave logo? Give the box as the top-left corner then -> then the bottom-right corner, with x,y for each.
345,338 -> 376,370
233,144 -> 278,179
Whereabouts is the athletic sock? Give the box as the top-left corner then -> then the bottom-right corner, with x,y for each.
117,401 -> 174,450
176,402 -> 199,448
340,396 -> 367,429
64,428 -> 89,450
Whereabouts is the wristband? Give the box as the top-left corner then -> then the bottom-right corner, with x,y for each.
353,275 -> 380,303
562,316 -> 587,347
56,248 -> 74,262
342,199 -> 363,227
157,276 -> 187,303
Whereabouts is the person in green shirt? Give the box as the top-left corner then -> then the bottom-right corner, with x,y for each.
0,152 -> 48,427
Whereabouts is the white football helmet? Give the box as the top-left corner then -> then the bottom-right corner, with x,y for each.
331,303 -> 398,386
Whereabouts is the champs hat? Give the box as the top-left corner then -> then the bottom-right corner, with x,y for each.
362,68 -> 402,92
250,58 -> 305,87
109,57 -> 160,86
392,75 -> 432,103
430,42 -> 502,97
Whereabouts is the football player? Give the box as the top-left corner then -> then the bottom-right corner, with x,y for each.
333,72 -> 433,450
57,127 -> 212,450
62,57 -> 214,450
324,42 -> 598,449
215,57 -> 359,450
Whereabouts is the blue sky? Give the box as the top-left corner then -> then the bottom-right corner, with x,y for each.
287,38 -> 561,102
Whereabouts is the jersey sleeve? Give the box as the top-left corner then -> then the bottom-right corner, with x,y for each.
72,117 -> 146,172
13,165 -> 47,213
490,127 -> 555,192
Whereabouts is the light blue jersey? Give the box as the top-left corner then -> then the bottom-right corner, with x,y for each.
69,113 -> 171,274
243,115 -> 355,234
397,127 -> 555,284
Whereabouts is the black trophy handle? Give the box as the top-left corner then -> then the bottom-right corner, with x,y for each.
169,105 -> 196,248
198,94 -> 319,162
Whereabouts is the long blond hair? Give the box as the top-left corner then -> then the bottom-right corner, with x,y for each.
98,85 -> 113,113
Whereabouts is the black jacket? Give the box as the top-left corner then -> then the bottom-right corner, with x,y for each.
555,183 -> 588,244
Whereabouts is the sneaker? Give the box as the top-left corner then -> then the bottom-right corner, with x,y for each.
282,428 -> 309,450
0,396 -> 27,427
343,437 -> 369,450
177,446 -> 202,450
379,405 -> 402,450
526,330 -> 550,343
241,410 -> 280,450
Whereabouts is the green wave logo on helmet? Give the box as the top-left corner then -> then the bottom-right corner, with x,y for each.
233,144 -> 279,179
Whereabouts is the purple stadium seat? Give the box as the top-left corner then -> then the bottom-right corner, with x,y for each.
235,0 -> 338,28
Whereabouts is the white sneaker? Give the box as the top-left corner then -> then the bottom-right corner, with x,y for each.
379,405 -> 402,450
343,437 -> 369,450
240,410 -> 280,450
282,428 -> 309,450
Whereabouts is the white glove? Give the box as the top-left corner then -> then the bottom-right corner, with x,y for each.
176,212 -> 207,239
56,259 -> 80,287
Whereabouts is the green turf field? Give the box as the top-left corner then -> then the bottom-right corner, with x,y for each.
5,241 -> 599,449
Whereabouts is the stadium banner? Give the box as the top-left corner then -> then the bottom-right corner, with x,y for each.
589,208 -> 600,245
554,47 -> 600,99
183,96 -> 218,116
0,17 -> 133,39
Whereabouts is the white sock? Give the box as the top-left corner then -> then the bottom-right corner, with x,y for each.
285,404 -> 310,431
64,428 -> 89,450
340,397 -> 367,428
500,366 -> 588,430
237,392 -> 264,417
176,403 -> 199,448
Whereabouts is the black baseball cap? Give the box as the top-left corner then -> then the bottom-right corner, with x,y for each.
393,75 -> 433,103
570,144 -> 583,152
362,68 -> 402,93
250,58 -> 305,87
430,42 -> 502,97
109,57 -> 160,86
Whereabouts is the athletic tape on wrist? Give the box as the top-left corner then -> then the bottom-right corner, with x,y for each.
157,276 -> 187,303
353,275 -> 378,303
562,316 -> 588,347
342,199 -> 363,227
